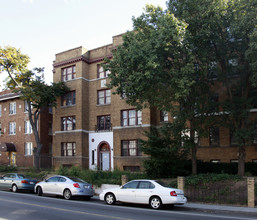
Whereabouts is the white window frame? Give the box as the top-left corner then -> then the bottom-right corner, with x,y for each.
9,122 -> 16,135
25,120 -> 33,134
25,142 -> 33,156
9,102 -> 16,115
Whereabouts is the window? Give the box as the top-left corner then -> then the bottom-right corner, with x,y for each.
0,123 -> 1,136
138,181 -> 155,189
253,123 -> 257,144
49,122 -> 52,135
123,166 -> 140,172
25,142 -> 33,156
230,129 -> 239,146
9,122 -> 16,135
228,58 -> 239,77
121,109 -> 142,126
96,115 -> 111,131
209,127 -> 219,146
208,62 -> 218,80
0,105 -> 2,116
97,89 -> 111,105
61,91 -> 76,106
24,101 -> 32,112
209,94 -> 219,113
97,65 -> 110,78
160,111 -> 168,122
47,177 -> 60,182
61,66 -> 76,81
122,181 -> 139,189
9,102 -> 16,115
61,116 -> 76,131
25,120 -> 32,134
121,140 -> 141,156
61,143 -> 76,156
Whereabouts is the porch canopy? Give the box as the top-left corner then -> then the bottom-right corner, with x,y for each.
0,143 -> 16,152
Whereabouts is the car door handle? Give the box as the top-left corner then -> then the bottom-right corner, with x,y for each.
131,191 -> 135,192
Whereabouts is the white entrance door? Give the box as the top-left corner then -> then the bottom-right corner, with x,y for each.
101,151 -> 110,171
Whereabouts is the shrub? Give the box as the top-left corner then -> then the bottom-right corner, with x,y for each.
185,173 -> 243,186
0,166 -> 17,172
57,166 -> 147,187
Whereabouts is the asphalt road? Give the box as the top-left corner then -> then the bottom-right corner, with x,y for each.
0,190 -> 256,220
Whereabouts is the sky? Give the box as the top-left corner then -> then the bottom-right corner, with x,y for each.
0,0 -> 168,87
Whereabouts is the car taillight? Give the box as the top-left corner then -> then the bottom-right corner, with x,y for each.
170,191 -> 177,196
73,183 -> 80,188
21,180 -> 29,184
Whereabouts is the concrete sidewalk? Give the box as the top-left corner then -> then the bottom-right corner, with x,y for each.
94,195 -> 257,214
183,202 -> 257,214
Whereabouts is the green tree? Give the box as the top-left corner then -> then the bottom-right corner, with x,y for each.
105,5 -> 214,174
0,46 -> 69,169
168,0 -> 257,176
140,123 -> 190,178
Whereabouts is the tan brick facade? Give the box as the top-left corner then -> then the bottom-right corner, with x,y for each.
0,91 -> 52,168
52,34 -> 257,171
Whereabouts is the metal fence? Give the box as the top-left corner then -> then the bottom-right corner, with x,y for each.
185,180 -> 248,206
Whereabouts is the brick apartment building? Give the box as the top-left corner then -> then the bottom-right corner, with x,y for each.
52,34 -> 257,171
0,90 -> 52,168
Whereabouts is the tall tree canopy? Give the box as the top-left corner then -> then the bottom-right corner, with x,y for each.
105,4 -> 216,175
0,46 -> 69,169
106,0 -> 257,176
169,0 -> 257,176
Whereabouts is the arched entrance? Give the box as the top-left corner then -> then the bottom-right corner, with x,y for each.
98,142 -> 111,171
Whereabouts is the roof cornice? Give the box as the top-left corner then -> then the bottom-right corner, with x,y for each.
53,54 -> 113,68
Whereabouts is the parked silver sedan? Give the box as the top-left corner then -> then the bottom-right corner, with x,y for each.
99,179 -> 187,209
0,173 -> 38,192
35,175 -> 94,200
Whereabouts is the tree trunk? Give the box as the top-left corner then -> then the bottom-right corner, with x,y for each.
33,153 -> 40,170
190,128 -> 197,174
191,146 -> 197,175
238,145 -> 246,176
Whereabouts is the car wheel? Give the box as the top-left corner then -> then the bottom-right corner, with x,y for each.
105,193 -> 116,205
37,186 -> 43,196
63,189 -> 72,200
12,184 -> 18,193
149,196 -> 162,209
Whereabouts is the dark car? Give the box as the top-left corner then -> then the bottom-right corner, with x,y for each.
0,173 -> 38,192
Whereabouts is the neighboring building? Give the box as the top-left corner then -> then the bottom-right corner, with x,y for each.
52,34 -> 257,171
0,90 -> 52,168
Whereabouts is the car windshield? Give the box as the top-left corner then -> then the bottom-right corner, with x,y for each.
69,177 -> 87,183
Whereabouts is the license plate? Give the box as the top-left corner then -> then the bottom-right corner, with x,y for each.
30,182 -> 34,184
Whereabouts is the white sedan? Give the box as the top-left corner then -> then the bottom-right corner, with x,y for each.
99,179 -> 187,209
